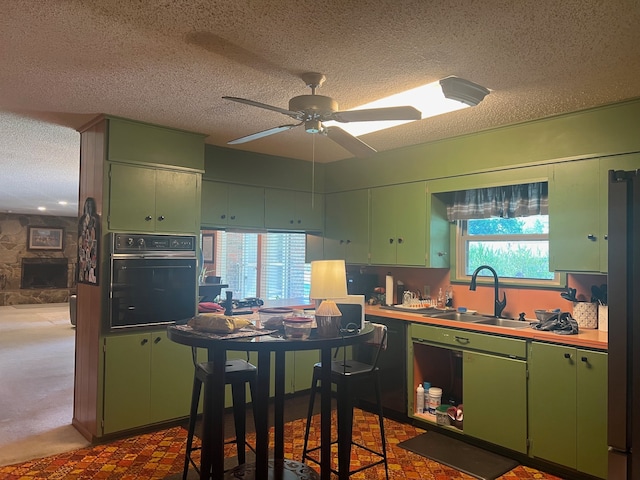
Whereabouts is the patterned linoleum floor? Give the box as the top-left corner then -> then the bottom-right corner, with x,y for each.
0,409 -> 562,480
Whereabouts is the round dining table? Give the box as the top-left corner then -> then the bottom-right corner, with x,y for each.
167,321 -> 374,480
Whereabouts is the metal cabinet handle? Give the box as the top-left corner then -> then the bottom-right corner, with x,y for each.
145,215 -> 153,221
581,356 -> 589,364
564,352 -> 572,359
604,234 -> 608,240
157,215 -> 165,221
221,214 -> 226,219
587,234 -> 597,241
397,237 -> 404,244
289,219 -> 294,224
454,336 -> 470,344
230,215 -> 236,220
437,251 -> 448,257
141,338 -> 148,345
345,239 -> 351,245
154,336 -> 162,344
389,238 -> 394,244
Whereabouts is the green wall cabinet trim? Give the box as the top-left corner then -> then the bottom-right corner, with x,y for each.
265,188 -> 324,232
201,180 -> 265,229
107,117 -> 205,170
323,189 -> 369,264
528,342 -> 608,478
108,163 -> 201,234
427,165 -> 550,194
370,182 -> 427,266
102,331 -> 194,435
323,99 -> 640,192
462,351 -> 527,453
203,145 -> 325,192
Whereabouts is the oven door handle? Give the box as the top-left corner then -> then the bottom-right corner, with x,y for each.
118,264 -> 194,270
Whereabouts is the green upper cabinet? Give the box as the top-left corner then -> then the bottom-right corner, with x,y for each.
201,180 -> 265,229
549,159 -> 601,272
107,117 -> 204,170
426,188 -> 451,268
370,182 -> 427,266
108,163 -> 200,234
324,189 -> 369,264
528,342 -> 608,479
550,154 -> 640,272
599,152 -> 640,272
264,188 -> 324,232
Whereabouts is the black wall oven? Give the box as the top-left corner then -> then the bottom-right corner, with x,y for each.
109,233 -> 197,329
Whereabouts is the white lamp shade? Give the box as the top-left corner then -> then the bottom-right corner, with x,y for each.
309,260 -> 348,300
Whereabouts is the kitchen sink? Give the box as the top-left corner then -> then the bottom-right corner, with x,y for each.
473,317 -> 533,329
426,311 -> 486,322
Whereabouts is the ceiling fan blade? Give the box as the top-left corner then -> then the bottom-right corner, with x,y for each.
331,105 -> 422,123
223,96 -> 302,119
227,124 -> 300,145
325,126 -> 377,158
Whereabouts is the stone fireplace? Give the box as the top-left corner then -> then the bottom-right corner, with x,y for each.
21,258 -> 69,289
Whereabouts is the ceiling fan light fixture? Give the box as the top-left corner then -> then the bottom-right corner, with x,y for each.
305,119 -> 323,134
439,76 -> 490,107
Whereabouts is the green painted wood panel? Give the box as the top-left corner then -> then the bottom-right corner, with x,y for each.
149,331 -> 194,423
576,349 -> 608,479
427,190 -> 450,268
529,342 -> 577,468
154,169 -> 199,233
201,180 -> 229,226
264,189 -> 324,231
370,185 -> 398,265
463,351 -> 527,453
103,333 -> 151,434
324,190 -> 369,264
109,163 -> 157,232
108,117 -> 204,170
549,159 -> 600,272
227,184 -> 265,228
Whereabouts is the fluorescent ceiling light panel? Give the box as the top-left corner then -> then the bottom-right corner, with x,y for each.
325,77 -> 486,137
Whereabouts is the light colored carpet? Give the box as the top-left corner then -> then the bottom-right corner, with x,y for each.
0,303 -> 89,466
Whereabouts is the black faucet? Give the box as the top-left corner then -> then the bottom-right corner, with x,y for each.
469,265 -> 507,318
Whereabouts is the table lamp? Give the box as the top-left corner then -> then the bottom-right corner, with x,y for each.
310,259 -> 348,338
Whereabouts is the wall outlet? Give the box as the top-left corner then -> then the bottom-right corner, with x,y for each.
423,285 -> 431,299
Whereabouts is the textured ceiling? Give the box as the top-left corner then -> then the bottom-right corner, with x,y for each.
1,0 -> 639,216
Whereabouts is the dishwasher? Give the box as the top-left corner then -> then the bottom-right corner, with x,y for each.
353,316 -> 407,421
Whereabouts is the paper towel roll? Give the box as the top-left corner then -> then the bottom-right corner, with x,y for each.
386,274 -> 394,306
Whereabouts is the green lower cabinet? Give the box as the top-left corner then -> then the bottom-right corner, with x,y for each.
463,351 -> 528,453
528,342 -> 607,479
103,331 -> 194,435
293,350 -> 320,392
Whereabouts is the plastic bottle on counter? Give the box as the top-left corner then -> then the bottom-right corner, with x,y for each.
416,384 -> 424,414
385,273 -> 394,306
436,288 -> 444,309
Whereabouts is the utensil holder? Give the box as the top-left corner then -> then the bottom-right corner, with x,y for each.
573,302 -> 598,329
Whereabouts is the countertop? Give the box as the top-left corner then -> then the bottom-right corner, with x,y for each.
365,305 -> 608,351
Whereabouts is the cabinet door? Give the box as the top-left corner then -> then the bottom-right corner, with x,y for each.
549,159 -> 600,271
154,169 -> 199,233
149,331 -> 194,423
103,333 -> 151,434
265,189 -> 324,231
576,349 -> 608,479
427,191 -> 451,268
109,163 -> 157,232
370,185 -> 397,265
395,182 -> 427,265
324,190 -> 369,264
227,184 -> 265,228
529,342 -> 577,467
463,351 -> 527,453
201,180 -> 230,226
599,153 -> 640,272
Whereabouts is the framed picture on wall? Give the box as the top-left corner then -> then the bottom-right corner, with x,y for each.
202,234 -> 214,262
27,227 -> 64,250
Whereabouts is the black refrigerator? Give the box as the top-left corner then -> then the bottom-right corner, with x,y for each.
608,169 -> 640,479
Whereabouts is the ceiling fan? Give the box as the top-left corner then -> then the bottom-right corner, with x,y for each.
223,72 -> 422,158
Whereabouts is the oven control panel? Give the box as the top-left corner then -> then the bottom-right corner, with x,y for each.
112,233 -> 196,254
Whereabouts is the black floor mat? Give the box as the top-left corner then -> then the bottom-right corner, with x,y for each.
398,431 -> 519,480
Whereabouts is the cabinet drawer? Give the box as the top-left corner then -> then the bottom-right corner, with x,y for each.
411,323 -> 526,358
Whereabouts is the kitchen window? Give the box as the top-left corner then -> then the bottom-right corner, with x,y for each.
448,182 -> 560,286
205,231 -> 310,302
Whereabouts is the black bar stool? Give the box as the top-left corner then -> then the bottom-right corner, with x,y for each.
302,323 -> 389,480
183,347 -> 257,480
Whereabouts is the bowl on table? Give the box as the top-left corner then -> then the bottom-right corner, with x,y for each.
534,309 -> 561,322
283,316 -> 314,340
